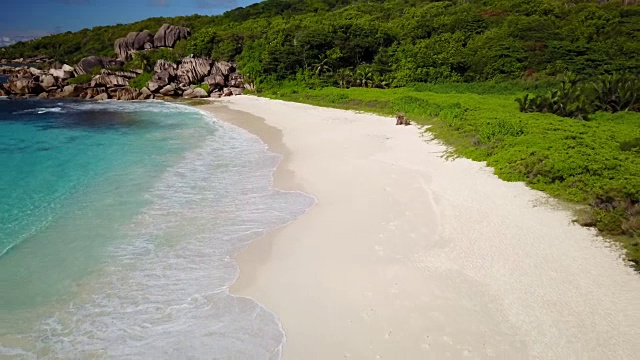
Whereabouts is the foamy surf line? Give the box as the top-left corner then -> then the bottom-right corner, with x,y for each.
0,101 -> 315,359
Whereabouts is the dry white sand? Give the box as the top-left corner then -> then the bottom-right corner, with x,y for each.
200,96 -> 640,359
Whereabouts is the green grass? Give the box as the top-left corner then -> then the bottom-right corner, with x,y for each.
66,74 -> 93,85
258,82 -> 640,270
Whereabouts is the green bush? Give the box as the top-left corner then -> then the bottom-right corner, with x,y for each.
195,83 -> 210,93
66,74 -> 92,84
129,72 -> 152,90
516,73 -> 640,119
125,49 -> 181,73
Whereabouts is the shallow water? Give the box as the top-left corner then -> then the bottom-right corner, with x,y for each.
0,99 -> 314,358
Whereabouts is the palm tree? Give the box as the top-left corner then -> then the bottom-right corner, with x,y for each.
336,68 -> 353,88
312,58 -> 333,77
355,66 -> 374,88
372,73 -> 389,89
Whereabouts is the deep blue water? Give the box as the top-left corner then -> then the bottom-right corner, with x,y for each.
0,99 -> 314,358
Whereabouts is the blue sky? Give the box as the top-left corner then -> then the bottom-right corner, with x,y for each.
0,0 -> 261,44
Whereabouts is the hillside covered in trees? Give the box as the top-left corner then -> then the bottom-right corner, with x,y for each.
2,0 -> 639,85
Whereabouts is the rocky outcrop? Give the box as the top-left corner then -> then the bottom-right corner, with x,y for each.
177,56 -> 212,85
114,31 -> 155,60
227,72 -> 244,88
2,52 -> 246,101
90,74 -> 129,88
112,87 -> 140,101
29,67 -> 45,77
204,73 -> 225,88
183,87 -> 209,98
147,81 -> 161,93
159,84 -> 176,96
49,64 -> 75,80
62,84 -> 84,97
154,24 -> 191,48
75,56 -> 123,75
94,93 -> 110,101
100,69 -> 140,79
40,75 -> 57,91
7,73 -> 43,95
86,87 -> 108,99
152,70 -> 174,88
154,60 -> 177,76
212,61 -> 235,76
136,57 -> 245,98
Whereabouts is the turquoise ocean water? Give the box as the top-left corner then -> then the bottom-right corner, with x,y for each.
0,99 -> 314,358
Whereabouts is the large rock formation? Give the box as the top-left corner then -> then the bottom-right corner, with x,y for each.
6,70 -> 43,95
100,69 -> 140,79
88,69 -> 139,89
49,64 -> 75,80
154,24 -> 191,48
1,50 -> 245,101
114,31 -> 155,60
159,84 -> 176,96
75,56 -> 123,75
204,73 -> 225,88
154,60 -> 178,76
86,87 -> 108,99
40,75 -> 57,91
183,87 -> 209,98
94,93 -> 110,101
90,74 -> 129,88
112,87 -> 140,101
227,72 -> 244,88
61,84 -> 84,97
177,56 -> 212,85
212,61 -> 235,76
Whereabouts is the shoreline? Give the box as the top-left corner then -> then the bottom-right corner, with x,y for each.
197,102 -> 312,296
200,96 -> 640,359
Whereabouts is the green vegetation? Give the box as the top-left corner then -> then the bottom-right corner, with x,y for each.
195,83 -> 211,93
258,83 -> 640,269
66,74 -> 93,85
517,73 -> 640,119
129,73 -> 153,90
125,49 -> 182,73
2,0 -> 639,85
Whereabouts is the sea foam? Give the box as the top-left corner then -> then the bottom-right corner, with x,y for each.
0,100 -> 315,358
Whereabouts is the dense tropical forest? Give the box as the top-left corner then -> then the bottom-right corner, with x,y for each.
2,0 -> 639,268
3,0 -> 640,83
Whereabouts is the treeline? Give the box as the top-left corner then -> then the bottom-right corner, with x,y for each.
2,0 -> 639,86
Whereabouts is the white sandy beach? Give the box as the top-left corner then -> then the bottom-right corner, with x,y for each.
201,96 -> 640,359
